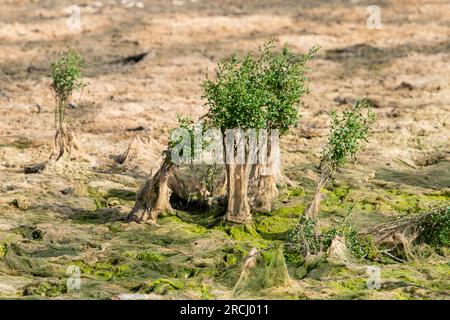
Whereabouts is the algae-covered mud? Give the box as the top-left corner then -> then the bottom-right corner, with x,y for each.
0,0 -> 449,300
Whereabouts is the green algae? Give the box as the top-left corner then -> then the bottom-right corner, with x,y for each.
106,189 -> 136,202
1,162 -> 448,300
287,187 -> 305,198
136,251 -> 165,263
22,280 -> 67,297
86,187 -> 136,211
328,277 -> 368,299
137,278 -> 184,294
320,185 -> 449,218
86,187 -> 108,210
271,204 -> 306,218
13,226 -> 45,241
215,224 -> 268,249
0,243 -> 9,258
375,161 -> 450,190
254,215 -> 295,240
70,260 -> 132,281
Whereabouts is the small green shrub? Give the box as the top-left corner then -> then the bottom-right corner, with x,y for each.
202,40 -> 318,133
303,99 -> 375,219
288,220 -> 375,260
286,217 -> 320,256
321,99 -> 375,171
50,48 -> 86,160
202,40 -> 318,223
418,206 -> 450,247
51,49 -> 86,108
322,224 -> 368,259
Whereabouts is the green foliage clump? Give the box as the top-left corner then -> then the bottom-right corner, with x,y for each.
168,115 -> 195,151
322,224 -> 368,259
202,40 -> 318,133
321,99 -> 375,172
286,217 -> 320,256
417,206 -> 450,247
51,49 -> 86,105
23,280 -> 67,297
168,115 -> 213,165
51,49 -> 85,126
287,219 -> 376,260
72,260 -> 131,281
136,251 -> 165,263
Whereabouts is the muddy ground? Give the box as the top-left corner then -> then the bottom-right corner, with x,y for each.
0,0 -> 449,299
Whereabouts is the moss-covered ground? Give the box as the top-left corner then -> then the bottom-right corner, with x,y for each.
0,160 -> 448,300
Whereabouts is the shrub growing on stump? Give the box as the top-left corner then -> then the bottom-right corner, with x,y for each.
127,149 -> 174,223
127,117 -> 197,224
127,41 -> 317,224
25,49 -> 86,174
304,99 -> 375,219
50,49 -> 86,161
288,99 -> 375,257
202,41 -> 317,223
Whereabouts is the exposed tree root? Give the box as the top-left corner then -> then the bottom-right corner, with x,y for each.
253,174 -> 278,213
127,151 -> 174,224
25,125 -> 83,174
50,125 -> 81,161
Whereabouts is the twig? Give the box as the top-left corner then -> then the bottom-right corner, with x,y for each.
381,249 -> 406,263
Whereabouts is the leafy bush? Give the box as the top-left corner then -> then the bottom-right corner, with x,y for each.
287,217 -> 321,256
51,49 -> 85,104
322,224 -> 368,259
417,205 -> 450,247
288,220 -> 375,260
51,49 -> 85,128
49,49 -> 86,160
203,40 -> 318,133
321,99 -> 375,172
23,280 -> 67,297
202,40 -> 318,222
304,99 -> 376,219
168,115 -> 213,165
